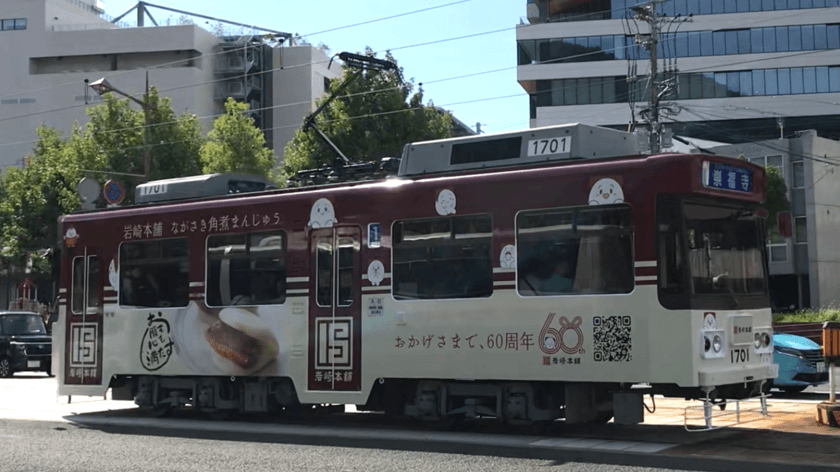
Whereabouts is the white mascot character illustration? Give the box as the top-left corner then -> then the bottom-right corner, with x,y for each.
499,245 -> 516,270
588,178 -> 624,205
367,260 -> 385,286
308,198 -> 337,228
435,189 -> 457,216
108,259 -> 120,293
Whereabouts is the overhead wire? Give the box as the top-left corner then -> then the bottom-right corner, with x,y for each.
0,39 -> 638,149
3,3 -> 836,163
0,0 -> 652,139
0,0 -> 474,101
668,107 -> 840,165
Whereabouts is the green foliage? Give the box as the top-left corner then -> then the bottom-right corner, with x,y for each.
199,98 -> 275,178
0,87 -> 213,274
0,126 -> 90,272
764,165 -> 790,233
773,309 -> 840,323
146,90 -> 204,181
80,88 -> 204,184
282,49 -> 452,181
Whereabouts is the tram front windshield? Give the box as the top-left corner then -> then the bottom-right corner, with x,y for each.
658,197 -> 768,310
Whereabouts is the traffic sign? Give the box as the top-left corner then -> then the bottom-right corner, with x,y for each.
103,180 -> 125,205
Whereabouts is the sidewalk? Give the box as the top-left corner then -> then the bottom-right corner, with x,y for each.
3,376 -> 840,471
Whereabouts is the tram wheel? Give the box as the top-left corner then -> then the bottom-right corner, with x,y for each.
0,358 -> 13,378
207,409 -> 235,421
148,404 -> 173,418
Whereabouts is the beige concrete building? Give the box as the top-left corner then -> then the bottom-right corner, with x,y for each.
0,0 -> 340,173
0,0 -> 341,310
705,131 -> 840,310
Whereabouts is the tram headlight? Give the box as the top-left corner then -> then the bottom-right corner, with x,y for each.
753,329 -> 773,354
701,330 -> 725,359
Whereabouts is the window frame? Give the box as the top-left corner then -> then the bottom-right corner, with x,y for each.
391,213 -> 494,301
515,203 -> 635,298
205,230 -> 287,308
119,237 -> 190,309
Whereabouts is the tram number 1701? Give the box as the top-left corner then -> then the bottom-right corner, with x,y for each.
730,347 -> 750,363
528,137 -> 571,157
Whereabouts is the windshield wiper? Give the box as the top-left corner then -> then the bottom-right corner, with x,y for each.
713,272 -> 739,308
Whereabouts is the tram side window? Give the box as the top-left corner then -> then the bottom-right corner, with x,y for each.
71,257 -> 98,314
517,205 -> 634,296
392,215 -> 493,300
206,231 -> 286,307
119,238 -> 189,308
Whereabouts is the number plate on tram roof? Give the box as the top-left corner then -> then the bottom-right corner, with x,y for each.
702,161 -> 753,193
527,137 -> 571,157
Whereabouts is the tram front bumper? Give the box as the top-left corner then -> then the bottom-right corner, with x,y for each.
698,363 -> 778,388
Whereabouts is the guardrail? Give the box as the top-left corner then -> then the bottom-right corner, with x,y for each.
684,394 -> 770,431
773,322 -> 823,345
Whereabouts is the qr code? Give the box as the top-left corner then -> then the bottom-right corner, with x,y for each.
593,316 -> 632,362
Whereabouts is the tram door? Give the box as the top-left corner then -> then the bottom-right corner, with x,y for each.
308,226 -> 362,392
64,247 -> 104,386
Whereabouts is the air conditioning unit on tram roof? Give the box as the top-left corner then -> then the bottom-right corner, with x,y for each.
397,123 -> 641,178
134,173 -> 277,204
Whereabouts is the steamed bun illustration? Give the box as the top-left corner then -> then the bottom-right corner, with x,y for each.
367,260 -> 385,286
206,307 -> 279,376
589,178 -> 624,205
499,245 -> 516,270
309,198 -> 337,228
435,189 -> 457,215
108,259 -> 120,293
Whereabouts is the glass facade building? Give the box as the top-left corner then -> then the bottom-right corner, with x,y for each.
519,0 -> 840,142
519,1 -> 840,309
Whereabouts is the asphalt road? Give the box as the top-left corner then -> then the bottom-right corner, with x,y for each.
3,375 -> 840,472
0,419 -> 697,472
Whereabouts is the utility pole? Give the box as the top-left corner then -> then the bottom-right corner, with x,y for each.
631,0 -> 666,154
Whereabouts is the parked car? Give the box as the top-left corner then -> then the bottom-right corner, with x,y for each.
771,333 -> 828,394
0,311 -> 52,378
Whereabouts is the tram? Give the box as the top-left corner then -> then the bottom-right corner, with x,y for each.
53,123 -> 777,424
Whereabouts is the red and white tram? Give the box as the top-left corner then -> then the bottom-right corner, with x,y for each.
54,123 -> 777,424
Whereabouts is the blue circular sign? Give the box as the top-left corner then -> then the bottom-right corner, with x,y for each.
103,179 -> 125,205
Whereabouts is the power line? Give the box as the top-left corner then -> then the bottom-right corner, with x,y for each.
670,108 -> 840,165
301,0 -> 472,38
0,0 -> 473,102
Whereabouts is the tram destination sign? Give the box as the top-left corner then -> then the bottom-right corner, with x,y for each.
702,161 -> 753,193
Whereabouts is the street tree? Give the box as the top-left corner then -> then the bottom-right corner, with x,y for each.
199,97 -> 275,178
82,88 -> 204,182
0,126 -> 94,274
282,49 -> 452,181
765,165 -> 791,237
0,88 -> 205,275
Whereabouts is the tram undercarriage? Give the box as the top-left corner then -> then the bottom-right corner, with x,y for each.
109,374 -> 766,426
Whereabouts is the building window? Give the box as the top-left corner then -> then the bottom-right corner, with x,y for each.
790,161 -> 808,245
1,18 -> 26,30
533,64 -> 840,107
795,217 -> 808,244
749,155 -> 787,262
120,238 -> 189,308
768,232 -> 787,262
206,231 -> 286,307
392,215 -> 494,300
516,205 -> 634,296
